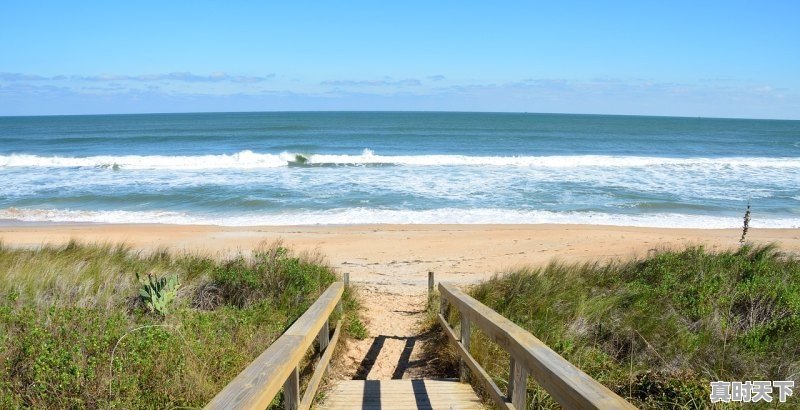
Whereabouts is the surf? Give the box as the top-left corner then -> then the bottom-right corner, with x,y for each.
3,149 -> 800,170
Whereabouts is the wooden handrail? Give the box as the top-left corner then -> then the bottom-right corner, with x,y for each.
439,283 -> 637,410
205,281 -> 345,410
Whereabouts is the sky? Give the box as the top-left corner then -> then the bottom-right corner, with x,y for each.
1,1 -> 798,119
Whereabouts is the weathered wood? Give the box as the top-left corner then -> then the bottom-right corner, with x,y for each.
318,380 -> 484,410
439,283 -> 637,410
509,357 -> 529,408
337,273 -> 349,314
284,366 -> 299,410
318,319 -> 330,353
439,313 -> 515,410
205,282 -> 344,410
299,320 -> 343,410
459,313 -> 470,382
428,271 -> 434,299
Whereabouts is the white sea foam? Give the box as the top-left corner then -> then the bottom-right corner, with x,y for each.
0,150 -> 291,170
2,207 -> 798,229
2,149 -> 800,170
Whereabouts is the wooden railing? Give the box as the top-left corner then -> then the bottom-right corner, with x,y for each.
205,281 -> 345,410
438,283 -> 637,410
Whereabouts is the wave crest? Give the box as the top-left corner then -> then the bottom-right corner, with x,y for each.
2,149 -> 800,170
1,207 -> 798,229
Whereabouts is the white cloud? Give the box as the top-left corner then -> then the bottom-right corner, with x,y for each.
0,71 -> 275,84
320,78 -> 422,87
76,72 -> 275,83
1,72 -> 797,119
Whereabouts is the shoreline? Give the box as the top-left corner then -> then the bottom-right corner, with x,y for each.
2,211 -> 798,230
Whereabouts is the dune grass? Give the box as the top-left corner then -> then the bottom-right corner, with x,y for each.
0,240 -> 362,409
431,244 -> 799,409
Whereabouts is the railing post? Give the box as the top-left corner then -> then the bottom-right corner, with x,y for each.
318,319 -> 330,352
427,271 -> 435,308
508,357 -> 529,409
337,273 -> 349,314
460,313 -> 470,382
283,366 -> 299,410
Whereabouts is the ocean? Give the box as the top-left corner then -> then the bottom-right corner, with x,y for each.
1,112 -> 798,228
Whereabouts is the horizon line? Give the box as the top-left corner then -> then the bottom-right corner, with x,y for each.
1,109 -> 798,122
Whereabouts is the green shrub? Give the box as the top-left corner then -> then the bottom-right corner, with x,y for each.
0,241 -> 356,409
136,272 -> 179,315
452,245 -> 799,409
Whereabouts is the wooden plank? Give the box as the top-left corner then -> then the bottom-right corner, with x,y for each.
318,319 -> 330,353
459,313 -> 470,382
299,320 -> 342,410
428,271 -> 435,299
509,357 -> 529,408
328,392 -> 482,397
439,283 -> 637,410
284,367 -> 299,410
205,282 -> 344,410
318,380 -> 484,410
337,273 -> 348,314
328,387 -> 478,393
283,284 -> 343,337
439,313 -> 515,410
328,388 -> 481,393
507,358 -> 516,403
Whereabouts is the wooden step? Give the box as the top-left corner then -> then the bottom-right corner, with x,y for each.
317,379 -> 485,410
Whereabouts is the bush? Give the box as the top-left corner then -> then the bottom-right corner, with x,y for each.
451,245 -> 799,409
0,241 -> 355,409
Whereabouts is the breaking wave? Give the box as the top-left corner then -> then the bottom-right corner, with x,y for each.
2,149 -> 800,170
2,207 -> 798,229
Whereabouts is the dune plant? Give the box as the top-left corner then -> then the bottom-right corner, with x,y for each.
0,241 -> 359,409
740,203 -> 751,246
429,245 -> 800,409
136,272 -> 180,315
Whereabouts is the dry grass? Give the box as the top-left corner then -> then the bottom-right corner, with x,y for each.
0,240 -> 356,409
428,245 -> 800,409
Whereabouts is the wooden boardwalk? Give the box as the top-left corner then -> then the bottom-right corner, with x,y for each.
205,275 -> 636,410
318,379 -> 484,410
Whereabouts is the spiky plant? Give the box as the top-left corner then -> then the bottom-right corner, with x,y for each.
740,203 -> 751,246
136,272 -> 180,315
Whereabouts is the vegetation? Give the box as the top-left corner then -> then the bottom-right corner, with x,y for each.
0,240 -> 362,409
136,272 -> 180,315
432,244 -> 800,409
740,204 -> 751,245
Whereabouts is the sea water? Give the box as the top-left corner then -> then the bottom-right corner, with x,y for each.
1,112 -> 798,228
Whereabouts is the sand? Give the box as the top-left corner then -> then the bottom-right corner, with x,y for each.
2,223 -> 798,379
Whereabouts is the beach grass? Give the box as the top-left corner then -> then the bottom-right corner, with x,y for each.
430,244 -> 800,409
0,240 -> 362,409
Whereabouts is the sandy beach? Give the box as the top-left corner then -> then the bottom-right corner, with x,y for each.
2,223 -> 798,379
2,223 -> 798,280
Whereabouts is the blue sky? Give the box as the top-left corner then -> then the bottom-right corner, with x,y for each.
1,1 -> 798,119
